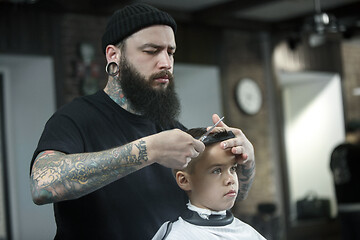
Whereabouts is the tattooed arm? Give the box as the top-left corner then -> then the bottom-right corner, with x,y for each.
30,139 -> 151,205
30,129 -> 205,205
236,159 -> 255,200
224,131 -> 255,201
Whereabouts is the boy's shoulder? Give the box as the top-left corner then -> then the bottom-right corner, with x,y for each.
152,215 -> 266,240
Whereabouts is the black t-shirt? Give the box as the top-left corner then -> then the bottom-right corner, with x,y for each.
31,90 -> 188,239
330,142 -> 360,204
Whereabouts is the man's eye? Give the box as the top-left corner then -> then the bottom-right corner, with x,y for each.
230,165 -> 238,173
144,50 -> 157,54
212,168 -> 221,174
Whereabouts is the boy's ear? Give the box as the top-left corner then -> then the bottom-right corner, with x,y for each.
176,171 -> 192,191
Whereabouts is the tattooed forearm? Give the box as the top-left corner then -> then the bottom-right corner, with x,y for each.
30,139 -> 150,205
236,160 -> 255,200
136,139 -> 148,163
238,177 -> 254,200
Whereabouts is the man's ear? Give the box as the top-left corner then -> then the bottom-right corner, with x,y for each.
176,171 -> 192,192
105,44 -> 121,64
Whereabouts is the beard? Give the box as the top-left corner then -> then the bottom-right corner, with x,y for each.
118,55 -> 181,128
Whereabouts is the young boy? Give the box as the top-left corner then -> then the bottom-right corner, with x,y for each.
152,128 -> 266,240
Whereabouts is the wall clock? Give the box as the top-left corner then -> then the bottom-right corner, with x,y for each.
235,78 -> 262,115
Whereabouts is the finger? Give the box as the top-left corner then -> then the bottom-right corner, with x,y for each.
212,114 -> 229,129
205,126 -> 227,134
230,145 -> 245,155
229,145 -> 249,162
220,136 -> 242,150
235,154 -> 249,164
192,139 -> 205,155
180,157 -> 192,169
212,113 -> 220,123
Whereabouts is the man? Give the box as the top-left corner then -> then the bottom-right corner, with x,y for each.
30,3 -> 255,239
330,120 -> 360,240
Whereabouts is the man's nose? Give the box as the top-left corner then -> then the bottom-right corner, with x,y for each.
157,51 -> 172,70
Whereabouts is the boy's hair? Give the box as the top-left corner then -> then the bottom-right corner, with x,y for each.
186,128 -> 235,146
174,128 -> 235,174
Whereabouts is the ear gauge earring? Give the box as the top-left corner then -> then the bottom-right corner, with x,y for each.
105,62 -> 119,77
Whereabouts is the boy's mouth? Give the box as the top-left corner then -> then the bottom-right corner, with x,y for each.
225,190 -> 237,197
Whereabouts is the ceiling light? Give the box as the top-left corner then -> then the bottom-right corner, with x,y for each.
302,0 -> 345,47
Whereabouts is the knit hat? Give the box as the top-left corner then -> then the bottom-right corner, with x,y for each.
101,3 -> 177,54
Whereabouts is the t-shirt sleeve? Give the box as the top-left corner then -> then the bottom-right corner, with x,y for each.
175,121 -> 187,131
30,113 -> 84,173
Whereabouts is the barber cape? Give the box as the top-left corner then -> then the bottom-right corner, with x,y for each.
152,202 -> 266,240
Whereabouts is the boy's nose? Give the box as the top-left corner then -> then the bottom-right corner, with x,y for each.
225,173 -> 236,185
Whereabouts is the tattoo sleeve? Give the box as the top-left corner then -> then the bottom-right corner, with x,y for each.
30,139 -> 149,205
236,160 -> 255,200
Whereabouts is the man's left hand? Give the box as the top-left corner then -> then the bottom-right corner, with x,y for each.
210,114 -> 255,165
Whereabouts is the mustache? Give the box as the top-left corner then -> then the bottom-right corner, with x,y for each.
149,70 -> 174,81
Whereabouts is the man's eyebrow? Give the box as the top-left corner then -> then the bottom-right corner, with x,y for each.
140,43 -> 176,50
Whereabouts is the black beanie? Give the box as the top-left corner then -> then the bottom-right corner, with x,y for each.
101,3 -> 177,54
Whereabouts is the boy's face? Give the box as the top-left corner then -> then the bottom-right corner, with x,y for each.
186,144 -> 238,211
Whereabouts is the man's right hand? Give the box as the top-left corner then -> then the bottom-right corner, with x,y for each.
146,129 -> 205,169
30,129 -> 204,205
